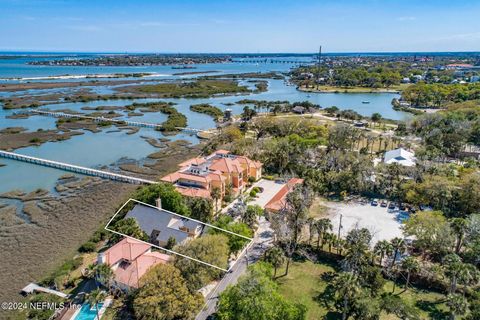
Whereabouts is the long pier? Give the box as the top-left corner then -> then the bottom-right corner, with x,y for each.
17,110 -> 206,134
0,150 -> 157,185
233,59 -> 312,64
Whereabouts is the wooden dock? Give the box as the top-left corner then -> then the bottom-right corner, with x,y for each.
0,150 -> 157,185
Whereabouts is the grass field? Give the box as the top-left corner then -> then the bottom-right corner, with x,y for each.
276,260 -> 449,320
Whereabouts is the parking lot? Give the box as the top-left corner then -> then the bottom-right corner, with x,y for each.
325,200 -> 407,245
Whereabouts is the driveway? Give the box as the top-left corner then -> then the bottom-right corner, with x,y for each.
248,179 -> 286,208
222,179 -> 287,214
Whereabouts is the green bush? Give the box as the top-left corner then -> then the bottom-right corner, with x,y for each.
249,190 -> 257,197
78,241 -> 96,253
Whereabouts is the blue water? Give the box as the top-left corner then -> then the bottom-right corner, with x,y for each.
0,54 -> 410,194
74,302 -> 104,320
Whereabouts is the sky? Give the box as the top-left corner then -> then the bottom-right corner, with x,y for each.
1,0 -> 479,53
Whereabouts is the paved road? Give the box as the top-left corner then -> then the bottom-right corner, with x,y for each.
195,217 -> 273,320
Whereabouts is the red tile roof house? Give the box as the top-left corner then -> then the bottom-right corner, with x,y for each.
264,178 -> 304,213
161,150 -> 262,208
97,237 -> 170,291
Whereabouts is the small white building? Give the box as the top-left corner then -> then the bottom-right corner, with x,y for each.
383,148 -> 416,167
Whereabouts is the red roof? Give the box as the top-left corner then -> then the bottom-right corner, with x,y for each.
209,157 -> 242,174
265,178 -> 304,213
175,186 -> 212,199
103,238 -> 170,288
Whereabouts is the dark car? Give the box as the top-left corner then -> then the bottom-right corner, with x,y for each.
399,203 -> 406,211
380,200 -> 388,207
371,199 -> 378,206
388,202 -> 396,210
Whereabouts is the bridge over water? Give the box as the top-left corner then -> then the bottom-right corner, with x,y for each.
0,150 -> 157,185
16,110 -> 208,134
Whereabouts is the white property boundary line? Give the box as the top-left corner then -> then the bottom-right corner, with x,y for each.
105,199 -> 254,272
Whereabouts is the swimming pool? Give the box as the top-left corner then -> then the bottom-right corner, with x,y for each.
74,302 -> 104,320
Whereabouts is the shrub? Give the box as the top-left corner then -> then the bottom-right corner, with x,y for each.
249,190 -> 257,197
78,241 -> 96,253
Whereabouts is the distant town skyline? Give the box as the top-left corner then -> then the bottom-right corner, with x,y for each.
1,0 -> 479,53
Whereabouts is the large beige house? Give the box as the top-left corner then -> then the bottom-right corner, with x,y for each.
161,150 -> 262,203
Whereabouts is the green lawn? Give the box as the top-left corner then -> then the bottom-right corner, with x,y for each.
276,260 -> 450,320
276,260 -> 334,320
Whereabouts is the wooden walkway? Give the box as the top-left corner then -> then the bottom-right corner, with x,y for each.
17,110 -> 206,134
21,283 -> 69,298
0,150 -> 157,185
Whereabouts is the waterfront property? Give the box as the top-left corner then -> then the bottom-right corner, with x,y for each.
125,203 -> 205,247
98,237 -> 170,290
161,149 -> 262,205
383,148 -> 416,167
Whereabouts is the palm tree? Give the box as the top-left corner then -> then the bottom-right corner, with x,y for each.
324,233 -> 336,253
400,256 -> 420,292
315,218 -> 332,250
211,187 -> 221,213
87,289 -> 107,320
332,272 -> 360,320
335,238 -> 346,256
264,247 -> 285,278
373,240 -> 393,267
95,264 -> 114,290
450,218 -> 468,254
390,237 -> 406,268
446,293 -> 468,320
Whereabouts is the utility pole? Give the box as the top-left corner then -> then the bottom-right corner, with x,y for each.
337,214 -> 342,240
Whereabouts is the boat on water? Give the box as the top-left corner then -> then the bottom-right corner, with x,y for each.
362,101 -> 370,104
306,94 -> 311,98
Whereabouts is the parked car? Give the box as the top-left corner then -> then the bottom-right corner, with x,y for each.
371,199 -> 379,206
399,203 -> 406,211
380,200 -> 388,207
388,202 -> 396,210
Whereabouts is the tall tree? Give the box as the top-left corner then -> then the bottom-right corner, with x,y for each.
390,237 -> 407,268
211,186 -> 222,213
174,234 -> 230,291
87,289 -> 107,320
315,218 -> 332,250
373,240 -> 393,267
450,218 -> 468,254
400,256 -> 420,292
443,254 -> 463,293
217,264 -> 306,320
264,247 -> 285,278
134,264 -> 203,320
331,272 -> 360,320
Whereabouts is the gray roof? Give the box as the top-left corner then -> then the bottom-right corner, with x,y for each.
125,204 -> 204,245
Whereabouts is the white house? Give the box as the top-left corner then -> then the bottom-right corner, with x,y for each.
383,148 -> 416,167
